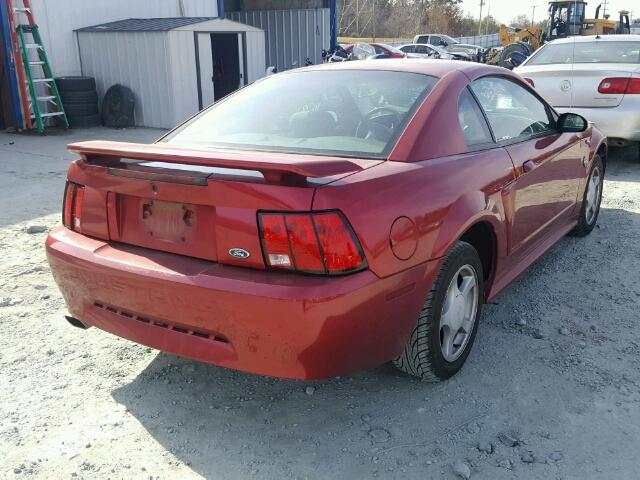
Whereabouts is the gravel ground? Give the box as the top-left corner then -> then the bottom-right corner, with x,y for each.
1,128 -> 639,479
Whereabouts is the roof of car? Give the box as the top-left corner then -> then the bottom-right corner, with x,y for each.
301,58 -> 505,79
545,34 -> 640,44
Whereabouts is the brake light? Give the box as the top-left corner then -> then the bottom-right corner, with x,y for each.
523,77 -> 535,88
598,77 -> 640,94
62,181 -> 85,232
258,211 -> 366,275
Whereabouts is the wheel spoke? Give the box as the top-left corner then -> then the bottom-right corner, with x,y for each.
441,326 -> 456,359
441,284 -> 456,327
460,316 -> 474,334
458,275 -> 475,297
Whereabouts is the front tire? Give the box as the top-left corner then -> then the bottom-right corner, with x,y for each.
393,241 -> 483,382
570,154 -> 604,237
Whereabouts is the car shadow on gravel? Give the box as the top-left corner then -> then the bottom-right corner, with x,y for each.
110,203 -> 640,479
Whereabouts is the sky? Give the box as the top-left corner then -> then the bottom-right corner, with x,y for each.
460,0 -> 635,24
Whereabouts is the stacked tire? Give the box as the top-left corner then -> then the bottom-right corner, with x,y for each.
55,76 -> 101,128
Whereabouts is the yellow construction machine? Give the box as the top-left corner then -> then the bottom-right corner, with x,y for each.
486,1 -> 631,68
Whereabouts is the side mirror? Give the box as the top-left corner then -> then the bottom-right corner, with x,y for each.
557,112 -> 588,133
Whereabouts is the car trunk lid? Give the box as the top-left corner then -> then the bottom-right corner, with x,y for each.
520,64 -> 635,108
569,64 -> 635,108
68,141 -> 381,269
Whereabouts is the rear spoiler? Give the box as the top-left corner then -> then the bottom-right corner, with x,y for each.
68,141 -> 367,182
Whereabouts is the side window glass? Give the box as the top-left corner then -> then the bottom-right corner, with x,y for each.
416,45 -> 428,54
402,45 -> 415,53
429,36 -> 441,45
458,88 -> 494,147
470,76 -> 554,141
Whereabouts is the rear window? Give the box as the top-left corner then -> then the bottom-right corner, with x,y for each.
526,41 -> 640,65
163,70 -> 437,159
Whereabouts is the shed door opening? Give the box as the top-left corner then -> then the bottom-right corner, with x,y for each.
211,33 -> 243,101
196,32 -> 245,109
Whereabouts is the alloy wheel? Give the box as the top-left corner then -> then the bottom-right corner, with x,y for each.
585,165 -> 602,225
439,264 -> 479,362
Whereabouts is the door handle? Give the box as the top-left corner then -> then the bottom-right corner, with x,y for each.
523,160 -> 537,173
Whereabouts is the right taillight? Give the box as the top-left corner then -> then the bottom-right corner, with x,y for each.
598,77 -> 640,94
62,181 -> 85,232
258,211 -> 366,275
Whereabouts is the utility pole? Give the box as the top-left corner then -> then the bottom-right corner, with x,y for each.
531,5 -> 537,26
485,4 -> 491,35
478,0 -> 485,36
372,0 -> 376,42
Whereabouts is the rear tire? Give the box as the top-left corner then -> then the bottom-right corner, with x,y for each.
60,90 -> 99,104
393,241 -> 483,382
570,155 -> 604,237
55,76 -> 96,92
498,42 -> 531,68
67,113 -> 101,128
64,102 -> 99,116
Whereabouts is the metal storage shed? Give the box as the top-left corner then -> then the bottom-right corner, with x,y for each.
76,17 -> 266,129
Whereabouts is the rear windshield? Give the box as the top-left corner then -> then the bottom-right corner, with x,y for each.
163,70 -> 437,159
526,41 -> 640,65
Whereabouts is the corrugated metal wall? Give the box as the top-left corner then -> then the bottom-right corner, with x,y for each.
455,34 -> 500,48
244,31 -> 267,84
78,31 -> 175,129
167,31 -> 201,127
30,0 -> 218,76
77,23 -> 266,129
229,8 -> 329,71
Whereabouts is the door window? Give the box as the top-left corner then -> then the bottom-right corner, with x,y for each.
400,45 -> 415,53
429,36 -> 442,46
458,88 -> 494,147
415,45 -> 429,54
470,76 -> 555,142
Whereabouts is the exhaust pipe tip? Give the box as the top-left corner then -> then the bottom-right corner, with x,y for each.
65,315 -> 89,330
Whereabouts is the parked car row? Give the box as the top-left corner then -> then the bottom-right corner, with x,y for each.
325,40 -> 473,63
515,34 -> 640,152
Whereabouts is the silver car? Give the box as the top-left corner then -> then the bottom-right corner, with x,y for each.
398,43 -> 470,61
515,35 -> 640,149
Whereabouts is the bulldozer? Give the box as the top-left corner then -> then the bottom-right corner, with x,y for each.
547,1 -> 630,39
485,1 -> 632,68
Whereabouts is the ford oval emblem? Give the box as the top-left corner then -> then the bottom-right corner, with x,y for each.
229,248 -> 250,259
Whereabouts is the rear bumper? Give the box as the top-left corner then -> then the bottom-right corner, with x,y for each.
556,102 -> 640,142
46,226 -> 439,379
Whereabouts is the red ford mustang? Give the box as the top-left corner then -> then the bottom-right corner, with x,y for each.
47,60 -> 606,381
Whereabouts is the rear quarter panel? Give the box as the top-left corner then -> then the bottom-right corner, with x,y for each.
312,149 -> 515,279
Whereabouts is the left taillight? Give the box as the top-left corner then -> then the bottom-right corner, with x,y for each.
62,181 -> 85,232
258,211 -> 367,275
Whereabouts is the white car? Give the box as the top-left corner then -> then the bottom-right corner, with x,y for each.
515,35 -> 640,149
398,44 -> 470,61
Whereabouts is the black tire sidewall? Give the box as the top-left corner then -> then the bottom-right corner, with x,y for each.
64,103 -> 99,116
67,113 -> 101,128
427,243 -> 484,380
55,76 -> 96,92
61,90 -> 99,104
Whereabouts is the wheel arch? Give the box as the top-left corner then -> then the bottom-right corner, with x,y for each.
433,198 -> 504,302
458,220 -> 498,287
